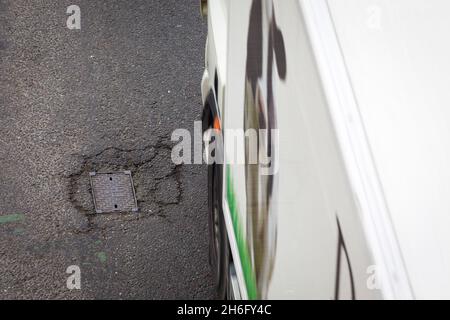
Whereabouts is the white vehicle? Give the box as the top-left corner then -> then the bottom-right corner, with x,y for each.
200,0 -> 450,300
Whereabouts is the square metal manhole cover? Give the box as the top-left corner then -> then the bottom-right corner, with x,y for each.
89,171 -> 138,214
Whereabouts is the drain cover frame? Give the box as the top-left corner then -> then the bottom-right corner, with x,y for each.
89,171 -> 138,214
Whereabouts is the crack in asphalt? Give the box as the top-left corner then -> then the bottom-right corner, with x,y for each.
66,138 -> 183,232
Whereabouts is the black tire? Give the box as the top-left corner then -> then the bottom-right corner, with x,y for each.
208,162 -> 230,299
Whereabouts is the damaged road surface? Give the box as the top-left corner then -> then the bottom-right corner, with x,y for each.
0,0 -> 215,299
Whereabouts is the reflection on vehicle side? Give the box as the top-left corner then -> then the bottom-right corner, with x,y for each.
244,0 -> 286,299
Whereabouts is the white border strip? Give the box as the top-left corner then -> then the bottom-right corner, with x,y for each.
221,0 -> 249,301
300,0 -> 413,299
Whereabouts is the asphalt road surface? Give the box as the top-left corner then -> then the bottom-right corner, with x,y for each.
0,0 -> 216,299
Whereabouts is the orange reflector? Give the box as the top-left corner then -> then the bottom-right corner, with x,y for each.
213,116 -> 221,131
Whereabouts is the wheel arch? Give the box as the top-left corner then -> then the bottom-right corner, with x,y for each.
202,86 -> 220,133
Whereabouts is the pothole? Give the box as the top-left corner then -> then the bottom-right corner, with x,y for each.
67,142 -> 182,217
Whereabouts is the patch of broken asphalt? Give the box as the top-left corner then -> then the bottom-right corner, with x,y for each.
67,139 -> 181,221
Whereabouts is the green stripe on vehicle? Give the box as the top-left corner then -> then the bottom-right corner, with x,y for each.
226,165 -> 258,300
